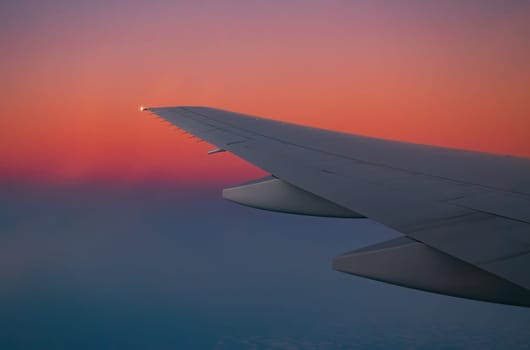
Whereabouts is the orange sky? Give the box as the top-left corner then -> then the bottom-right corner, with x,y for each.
1,1 -> 529,186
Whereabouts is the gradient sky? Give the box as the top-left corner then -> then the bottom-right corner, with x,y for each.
2,184 -> 530,349
1,0 -> 529,186
2,2 -> 530,349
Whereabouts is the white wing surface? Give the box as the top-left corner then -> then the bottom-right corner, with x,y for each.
146,106 -> 530,307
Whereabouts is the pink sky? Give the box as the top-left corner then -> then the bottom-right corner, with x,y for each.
1,0 -> 529,185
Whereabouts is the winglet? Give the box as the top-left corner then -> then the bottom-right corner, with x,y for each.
139,106 -> 150,111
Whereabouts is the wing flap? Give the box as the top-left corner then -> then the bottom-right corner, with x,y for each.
333,237 -> 530,307
447,192 -> 530,223
222,176 -> 363,218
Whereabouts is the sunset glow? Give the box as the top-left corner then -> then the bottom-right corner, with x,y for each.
1,0 -> 529,186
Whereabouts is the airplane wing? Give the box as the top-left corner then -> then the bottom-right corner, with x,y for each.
144,106 -> 530,307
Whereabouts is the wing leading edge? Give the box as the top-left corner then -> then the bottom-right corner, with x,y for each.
144,106 -> 530,307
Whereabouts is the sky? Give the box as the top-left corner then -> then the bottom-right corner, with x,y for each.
1,184 -> 530,349
1,1 -> 530,349
1,0 -> 529,186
